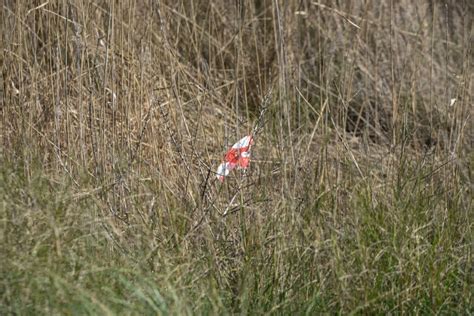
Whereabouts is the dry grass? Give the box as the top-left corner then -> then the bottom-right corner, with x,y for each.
1,0 -> 473,314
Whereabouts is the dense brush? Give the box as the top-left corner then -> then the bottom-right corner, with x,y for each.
1,1 -> 472,314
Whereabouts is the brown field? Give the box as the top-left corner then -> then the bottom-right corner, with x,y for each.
1,1 -> 472,314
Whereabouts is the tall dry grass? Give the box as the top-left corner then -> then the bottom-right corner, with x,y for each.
1,0 -> 472,314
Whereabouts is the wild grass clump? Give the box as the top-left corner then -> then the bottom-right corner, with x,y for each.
1,0 -> 472,314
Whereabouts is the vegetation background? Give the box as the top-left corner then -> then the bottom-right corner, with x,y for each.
1,0 -> 472,314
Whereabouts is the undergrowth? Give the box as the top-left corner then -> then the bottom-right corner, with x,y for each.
1,0 -> 472,314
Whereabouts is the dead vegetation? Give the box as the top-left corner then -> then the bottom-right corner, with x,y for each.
1,0 -> 472,314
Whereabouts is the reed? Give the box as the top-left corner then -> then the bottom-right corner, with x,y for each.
1,0 -> 472,314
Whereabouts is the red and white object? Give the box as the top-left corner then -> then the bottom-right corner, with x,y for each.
216,135 -> 254,181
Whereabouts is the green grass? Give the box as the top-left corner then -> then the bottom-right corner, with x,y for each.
1,153 -> 471,314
